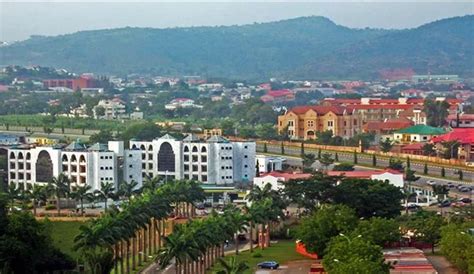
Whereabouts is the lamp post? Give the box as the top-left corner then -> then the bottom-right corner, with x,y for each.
339,233 -> 362,244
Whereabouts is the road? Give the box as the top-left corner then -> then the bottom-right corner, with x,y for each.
259,143 -> 474,184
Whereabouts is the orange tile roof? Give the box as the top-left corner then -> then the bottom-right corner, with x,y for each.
289,105 -> 348,115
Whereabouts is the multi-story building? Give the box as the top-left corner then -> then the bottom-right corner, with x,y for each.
94,99 -> 127,120
277,106 -> 363,140
130,134 -> 256,185
7,141 -> 139,191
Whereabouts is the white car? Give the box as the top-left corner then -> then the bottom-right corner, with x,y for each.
427,180 -> 437,186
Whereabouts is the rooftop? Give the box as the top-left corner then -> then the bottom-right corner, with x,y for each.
259,171 -> 312,181
288,105 -> 348,115
327,169 -> 402,178
431,128 -> 474,144
395,124 -> 446,135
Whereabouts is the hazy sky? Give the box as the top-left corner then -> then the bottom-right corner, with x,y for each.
1,1 -> 473,41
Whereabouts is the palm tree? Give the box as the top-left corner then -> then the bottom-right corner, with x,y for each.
70,185 -> 93,216
224,205 -> 248,255
216,257 -> 249,274
432,184 -> 449,216
29,185 -> 48,216
94,182 -> 116,212
118,180 -> 141,201
6,183 -> 20,210
49,173 -> 71,216
143,176 -> 161,192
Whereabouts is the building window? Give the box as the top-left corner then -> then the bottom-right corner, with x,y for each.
327,121 -> 334,127
192,165 -> 198,172
307,120 -> 314,127
202,175 -> 207,181
202,166 -> 207,172
129,164 -> 133,168
201,156 -> 207,162
184,155 -> 189,162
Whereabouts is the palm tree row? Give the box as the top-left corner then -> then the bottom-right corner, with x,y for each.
74,179 -> 205,274
157,205 -> 248,274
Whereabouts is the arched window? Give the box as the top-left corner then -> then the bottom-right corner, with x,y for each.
192,146 -> 198,153
184,146 -> 189,152
140,145 -> 146,150
9,151 -> 15,159
201,146 -> 207,153
148,145 -> 153,151
79,155 -> 86,163
71,155 -> 77,162
131,144 -> 137,149
36,150 -> 53,183
18,152 -> 23,159
26,153 -> 31,160
157,142 -> 175,172
62,154 -> 68,162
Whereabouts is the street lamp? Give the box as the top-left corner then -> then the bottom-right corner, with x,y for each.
339,233 -> 362,243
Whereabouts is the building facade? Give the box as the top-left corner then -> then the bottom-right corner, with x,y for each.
277,106 -> 363,140
7,141 -> 139,191
129,134 -> 256,185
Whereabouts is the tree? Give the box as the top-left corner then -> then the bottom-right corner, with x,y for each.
89,130 -> 113,144
143,176 -> 161,192
95,106 -> 106,117
352,217 -> 401,246
216,257 -> 249,274
424,99 -> 449,127
318,149 -> 322,159
422,143 -> 436,156
284,173 -> 338,211
263,143 -> 267,153
404,169 -> 420,214
372,154 -> 377,167
441,140 -> 460,159
440,223 -> 474,273
302,153 -> 316,170
332,163 -> 354,171
335,152 -> 339,162
296,205 -> 358,256
332,179 -> 404,219
323,236 -> 390,274
70,185 -> 93,216
29,185 -> 48,216
48,174 -> 71,216
353,151 -> 358,164
406,157 -> 411,169
319,153 -> 334,171
255,160 -> 260,177
432,185 -> 449,205
441,167 -> 446,177
458,169 -> 463,180
406,211 -> 445,254
423,163 -> 428,175
118,180 -> 140,201
379,139 -> 393,153
388,157 -> 404,171
300,142 -> 304,156
280,142 -> 285,155
94,182 -> 116,211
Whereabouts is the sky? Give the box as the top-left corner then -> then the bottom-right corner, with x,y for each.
1,1 -> 473,41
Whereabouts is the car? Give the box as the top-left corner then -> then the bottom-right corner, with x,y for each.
446,183 -> 455,188
459,187 -> 472,193
438,200 -> 451,208
257,261 -> 279,270
459,198 -> 472,204
195,203 -> 205,210
427,180 -> 437,186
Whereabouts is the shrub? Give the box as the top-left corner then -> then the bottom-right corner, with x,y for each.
45,204 -> 56,211
252,252 -> 263,258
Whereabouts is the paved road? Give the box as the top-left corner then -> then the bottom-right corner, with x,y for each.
260,144 -> 474,184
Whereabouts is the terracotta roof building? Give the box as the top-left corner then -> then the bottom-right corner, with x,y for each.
277,105 -> 362,139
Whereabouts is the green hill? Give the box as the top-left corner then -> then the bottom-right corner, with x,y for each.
0,15 -> 472,80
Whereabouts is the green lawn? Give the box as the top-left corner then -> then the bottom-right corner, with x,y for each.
45,221 -> 86,260
209,240 -> 309,274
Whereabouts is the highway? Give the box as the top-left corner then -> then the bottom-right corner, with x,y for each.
259,143 -> 474,184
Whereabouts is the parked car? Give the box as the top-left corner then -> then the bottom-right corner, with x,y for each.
446,183 -> 455,188
438,200 -> 451,208
257,261 -> 279,270
405,204 -> 421,211
459,198 -> 472,204
427,180 -> 437,186
459,186 -> 472,193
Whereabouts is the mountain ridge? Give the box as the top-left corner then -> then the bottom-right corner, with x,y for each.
1,15 -> 472,80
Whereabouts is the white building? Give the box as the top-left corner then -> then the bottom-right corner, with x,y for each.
327,169 -> 404,188
94,99 -> 127,120
255,154 -> 286,174
7,140 -> 140,191
129,134 -> 256,185
164,98 -> 203,110
253,171 -> 312,191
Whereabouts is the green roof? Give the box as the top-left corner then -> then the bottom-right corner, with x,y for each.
395,124 -> 446,135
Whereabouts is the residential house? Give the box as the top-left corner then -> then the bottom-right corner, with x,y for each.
253,171 -> 312,191
393,125 -> 446,143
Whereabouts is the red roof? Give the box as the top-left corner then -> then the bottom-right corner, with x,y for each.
364,118 -> 413,132
259,171 -> 312,181
431,128 -> 474,144
327,169 -> 402,178
267,89 -> 293,97
351,104 -> 413,110
289,105 -> 348,115
402,143 -> 424,150
447,113 -> 474,121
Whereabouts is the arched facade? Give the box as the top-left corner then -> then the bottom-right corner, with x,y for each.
157,142 -> 175,172
36,150 -> 53,183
